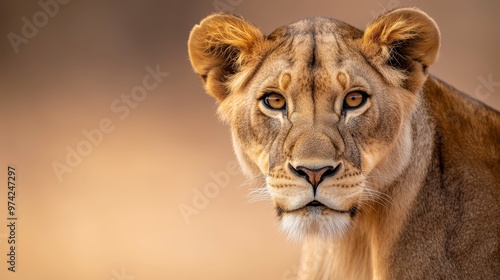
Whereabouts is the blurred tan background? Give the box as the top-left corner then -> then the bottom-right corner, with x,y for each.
0,0 -> 498,279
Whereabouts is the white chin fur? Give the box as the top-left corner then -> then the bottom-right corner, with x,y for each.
280,208 -> 352,242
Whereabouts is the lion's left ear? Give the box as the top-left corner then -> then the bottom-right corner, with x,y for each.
361,8 -> 440,90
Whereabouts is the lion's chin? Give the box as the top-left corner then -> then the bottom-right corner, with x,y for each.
280,206 -> 354,241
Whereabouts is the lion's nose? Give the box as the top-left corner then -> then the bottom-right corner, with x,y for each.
289,164 -> 341,194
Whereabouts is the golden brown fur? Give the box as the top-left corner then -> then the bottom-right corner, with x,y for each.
188,7 -> 500,279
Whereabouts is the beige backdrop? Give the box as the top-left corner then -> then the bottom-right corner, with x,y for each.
0,0 -> 499,279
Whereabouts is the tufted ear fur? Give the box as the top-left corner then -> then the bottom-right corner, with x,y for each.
361,7 -> 440,91
188,13 -> 264,102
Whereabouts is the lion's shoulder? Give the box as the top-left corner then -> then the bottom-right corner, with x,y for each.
423,77 -> 500,180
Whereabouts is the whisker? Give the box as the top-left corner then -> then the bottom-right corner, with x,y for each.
238,174 -> 266,189
359,186 -> 399,211
357,198 -> 377,214
245,184 -> 271,204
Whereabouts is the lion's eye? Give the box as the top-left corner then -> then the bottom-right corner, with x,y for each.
263,92 -> 286,110
343,91 -> 367,109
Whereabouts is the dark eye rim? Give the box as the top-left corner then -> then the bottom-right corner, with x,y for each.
342,90 -> 369,110
260,91 -> 287,111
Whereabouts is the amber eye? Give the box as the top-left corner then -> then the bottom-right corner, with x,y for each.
343,91 -> 367,109
262,92 -> 286,110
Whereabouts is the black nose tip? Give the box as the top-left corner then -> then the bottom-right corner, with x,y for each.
289,163 -> 340,194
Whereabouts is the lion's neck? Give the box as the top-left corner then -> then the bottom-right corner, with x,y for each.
300,95 -> 436,280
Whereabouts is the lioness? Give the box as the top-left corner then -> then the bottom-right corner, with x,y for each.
188,7 -> 500,279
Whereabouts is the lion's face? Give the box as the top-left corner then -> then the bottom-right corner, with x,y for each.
189,9 -> 439,240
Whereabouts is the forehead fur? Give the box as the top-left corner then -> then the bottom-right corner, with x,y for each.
270,17 -> 363,42
227,17 -> 365,96
264,17 -> 364,68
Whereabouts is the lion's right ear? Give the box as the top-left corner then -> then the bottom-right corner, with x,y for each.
188,14 -> 264,102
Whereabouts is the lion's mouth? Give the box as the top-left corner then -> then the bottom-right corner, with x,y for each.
303,200 -> 358,217
306,200 -> 324,207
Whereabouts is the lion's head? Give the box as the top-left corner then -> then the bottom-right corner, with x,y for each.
188,8 -> 440,240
